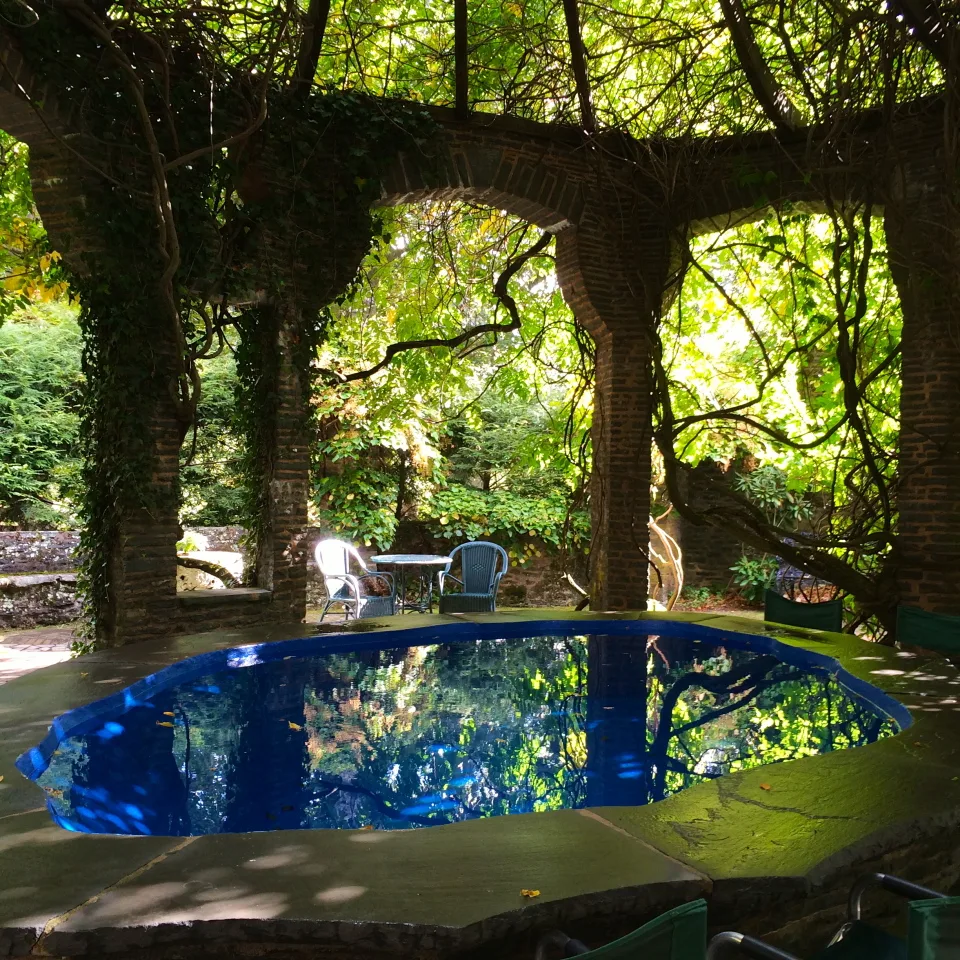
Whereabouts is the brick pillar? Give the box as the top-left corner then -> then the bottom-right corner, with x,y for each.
590,329 -> 655,609
85,315 -> 183,646
246,302 -> 312,621
557,218 -> 670,610
886,187 -> 960,615
235,127 -> 378,624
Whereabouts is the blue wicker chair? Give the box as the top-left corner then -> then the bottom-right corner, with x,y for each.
438,541 -> 509,614
314,539 -> 395,622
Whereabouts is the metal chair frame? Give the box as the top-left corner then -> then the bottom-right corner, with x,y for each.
314,538 -> 396,622
534,873 -> 948,960
824,872 -> 947,948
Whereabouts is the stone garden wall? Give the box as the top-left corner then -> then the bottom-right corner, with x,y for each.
659,460 -> 744,595
0,524 -> 583,629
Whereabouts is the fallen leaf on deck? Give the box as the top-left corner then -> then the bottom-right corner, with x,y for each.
156,721 -> 174,728
759,783 -> 772,791
520,889 -> 540,898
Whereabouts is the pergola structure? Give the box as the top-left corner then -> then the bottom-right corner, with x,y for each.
0,6 -> 956,645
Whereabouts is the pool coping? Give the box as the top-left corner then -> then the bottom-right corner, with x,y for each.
1,609 -> 959,957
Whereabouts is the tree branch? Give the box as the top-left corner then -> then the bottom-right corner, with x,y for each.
562,0 -> 596,133
320,230 -> 553,383
293,0 -> 332,94
719,0 -> 805,133
893,0 -> 953,69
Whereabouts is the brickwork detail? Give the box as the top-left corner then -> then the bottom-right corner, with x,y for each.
886,177 -> 960,614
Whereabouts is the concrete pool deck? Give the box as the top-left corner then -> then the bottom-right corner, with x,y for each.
1,609 -> 959,958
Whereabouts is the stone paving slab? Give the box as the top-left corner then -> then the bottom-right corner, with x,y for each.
0,649 -> 70,687
0,810 -> 181,956
0,626 -> 74,687
41,810 -> 705,956
597,740 -> 960,887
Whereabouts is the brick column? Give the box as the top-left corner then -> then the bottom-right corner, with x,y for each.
886,187 -> 960,615
244,302 -> 312,621
85,316 -> 183,646
590,329 -> 655,609
557,217 -> 671,610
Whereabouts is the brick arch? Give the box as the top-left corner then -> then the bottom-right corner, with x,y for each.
379,119 -> 669,610
377,113 -> 592,232
0,32 -> 95,272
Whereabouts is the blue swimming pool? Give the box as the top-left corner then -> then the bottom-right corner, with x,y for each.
19,620 -> 908,836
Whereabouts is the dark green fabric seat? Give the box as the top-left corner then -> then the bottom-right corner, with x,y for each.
811,921 -> 907,960
764,589 -> 843,633
897,605 -> 960,653
538,899 -> 708,959
585,899 -> 707,959
908,897 -> 960,958
812,897 -> 960,960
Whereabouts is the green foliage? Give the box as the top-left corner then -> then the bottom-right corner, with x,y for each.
682,585 -> 716,605
733,465 -> 813,530
445,396 -> 571,498
312,202 -> 590,562
314,463 -> 401,552
420,484 -> 588,564
730,555 -> 779,602
0,131 -> 67,325
180,353 -> 245,527
727,466 -> 812,601
0,303 -> 82,528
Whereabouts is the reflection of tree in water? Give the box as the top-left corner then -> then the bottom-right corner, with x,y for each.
646,636 -> 895,802
39,633 -> 898,834
291,633 -> 896,827
300,638 -> 590,827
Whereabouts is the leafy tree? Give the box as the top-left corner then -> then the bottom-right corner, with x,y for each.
0,131 -> 67,325
658,211 -> 903,625
0,303 -> 82,528
312,203 -> 590,560
180,352 -> 245,527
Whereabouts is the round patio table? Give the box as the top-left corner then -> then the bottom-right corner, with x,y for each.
370,554 -> 453,614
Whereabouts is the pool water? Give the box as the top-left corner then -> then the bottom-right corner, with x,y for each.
29,628 -> 901,835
